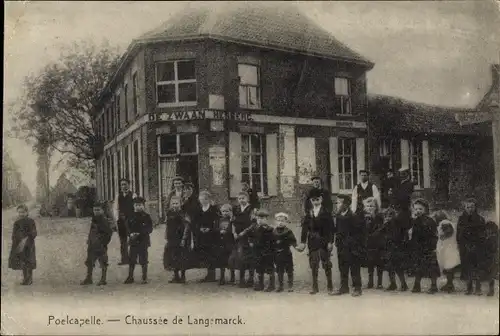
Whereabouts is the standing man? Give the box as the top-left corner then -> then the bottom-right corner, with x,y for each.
392,168 -> 415,229
351,170 -> 381,214
304,176 -> 333,215
164,177 -> 185,217
113,178 -> 137,265
381,169 -> 398,209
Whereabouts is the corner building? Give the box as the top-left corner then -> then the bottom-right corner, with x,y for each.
93,3 -> 374,222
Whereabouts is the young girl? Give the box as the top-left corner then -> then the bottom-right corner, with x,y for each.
216,204 -> 236,285
383,207 -> 409,291
273,212 -> 298,292
163,196 -> 191,284
409,198 -> 440,294
9,204 -> 37,285
363,197 -> 385,289
433,210 -> 460,293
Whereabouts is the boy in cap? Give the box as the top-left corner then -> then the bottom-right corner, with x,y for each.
81,202 -> 113,286
273,212 -> 298,292
304,176 -> 333,215
252,209 -> 276,292
298,188 -> 335,294
124,197 -> 153,284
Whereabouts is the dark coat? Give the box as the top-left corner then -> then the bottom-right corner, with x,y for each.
364,214 -> 386,268
163,209 -> 191,270
457,212 -> 487,280
483,222 -> 499,280
335,210 -> 366,260
88,215 -> 112,252
182,194 -> 199,218
409,215 -> 440,278
247,188 -> 260,210
117,191 -> 136,236
273,227 -> 297,269
304,188 -> 333,214
301,206 -> 335,251
383,217 -> 410,271
229,205 -> 256,270
9,217 -> 37,270
392,179 -> 415,212
252,224 -> 276,274
192,205 -> 220,268
127,211 -> 153,247
214,216 -> 235,268
381,177 -> 398,208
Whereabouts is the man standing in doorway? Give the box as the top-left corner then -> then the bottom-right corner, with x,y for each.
392,168 -> 415,229
304,176 -> 333,215
113,178 -> 137,265
381,169 -> 398,209
351,170 -> 381,214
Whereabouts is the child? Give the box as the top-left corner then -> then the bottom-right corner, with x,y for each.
298,189 -> 335,295
124,197 -> 153,284
163,196 -> 191,284
80,202 -> 113,286
192,190 -> 219,282
483,221 -> 498,297
216,204 -> 236,285
231,191 -> 256,288
383,207 -> 409,292
457,198 -> 487,295
252,209 -> 276,291
435,215 -> 460,293
8,204 -> 37,285
409,198 -> 440,294
273,212 -> 298,292
363,197 -> 385,289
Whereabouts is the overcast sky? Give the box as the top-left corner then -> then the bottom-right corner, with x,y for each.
4,1 -> 500,193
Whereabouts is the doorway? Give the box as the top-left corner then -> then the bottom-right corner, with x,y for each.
434,159 -> 450,204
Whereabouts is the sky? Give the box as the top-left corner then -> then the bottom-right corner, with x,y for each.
3,1 -> 500,194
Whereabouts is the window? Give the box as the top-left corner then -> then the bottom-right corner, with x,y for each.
158,134 -> 198,156
110,154 -> 115,197
133,140 -> 140,194
132,73 -> 139,115
410,139 -> 424,188
124,145 -> 130,182
238,64 -> 260,109
156,60 -> 197,105
338,138 -> 356,191
241,134 -> 266,193
379,138 -> 395,170
334,77 -> 352,115
124,84 -> 129,124
110,106 -> 115,136
106,155 -> 112,200
117,148 -> 122,180
101,158 -> 106,200
115,94 -> 120,131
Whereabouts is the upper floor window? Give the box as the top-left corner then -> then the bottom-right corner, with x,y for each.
241,134 -> 266,193
156,60 -> 197,106
132,73 -> 139,115
338,138 -> 356,191
379,138 -> 395,171
114,95 -> 120,132
159,134 -> 198,156
238,64 -> 261,109
124,83 -> 129,124
334,77 -> 352,115
409,139 -> 424,189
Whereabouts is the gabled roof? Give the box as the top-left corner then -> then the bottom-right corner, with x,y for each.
368,94 -> 491,136
138,2 -> 373,66
476,64 -> 500,112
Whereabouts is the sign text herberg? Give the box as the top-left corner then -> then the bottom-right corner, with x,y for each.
159,110 -> 253,121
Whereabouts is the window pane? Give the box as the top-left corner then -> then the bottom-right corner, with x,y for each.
248,86 -> 260,107
242,155 -> 250,174
344,139 -> 352,155
250,134 -> 261,153
345,173 -> 352,190
239,85 -> 247,107
338,157 -> 343,172
343,97 -> 352,114
178,82 -> 197,102
124,149 -> 130,182
339,174 -> 345,190
344,157 -> 352,173
238,64 -> 258,85
251,155 -> 261,174
160,134 -> 177,155
177,61 -> 196,80
252,174 -> 262,192
241,135 -> 250,153
157,84 -> 176,103
179,134 -> 197,154
335,77 -> 349,96
157,62 -> 175,82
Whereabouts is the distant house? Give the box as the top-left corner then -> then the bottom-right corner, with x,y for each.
2,150 -> 32,208
49,173 -> 78,216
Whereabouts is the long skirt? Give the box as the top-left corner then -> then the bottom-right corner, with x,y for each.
383,242 -> 409,272
8,241 -> 36,270
163,244 -> 191,270
411,250 -> 440,278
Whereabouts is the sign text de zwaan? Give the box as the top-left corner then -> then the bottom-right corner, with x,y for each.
159,110 -> 253,122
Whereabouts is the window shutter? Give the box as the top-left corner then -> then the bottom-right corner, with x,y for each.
329,137 -> 340,193
356,138 -> 366,172
422,140 -> 430,188
266,133 -> 278,196
400,139 -> 410,169
229,132 -> 242,197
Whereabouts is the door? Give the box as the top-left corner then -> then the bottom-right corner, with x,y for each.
177,155 -> 199,190
434,159 -> 450,204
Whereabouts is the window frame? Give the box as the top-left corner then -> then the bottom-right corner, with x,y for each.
409,139 -> 424,190
158,134 -> 199,157
241,133 -> 266,194
155,60 -> 197,107
338,137 -> 357,194
334,77 -> 352,116
132,72 -> 139,115
238,63 -> 261,110
378,138 -> 395,170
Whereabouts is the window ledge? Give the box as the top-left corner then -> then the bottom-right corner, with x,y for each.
158,102 -> 197,108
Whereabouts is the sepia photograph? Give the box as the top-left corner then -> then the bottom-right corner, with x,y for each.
2,1 -> 500,335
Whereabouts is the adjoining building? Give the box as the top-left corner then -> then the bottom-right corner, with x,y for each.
92,2 -> 374,221
2,149 -> 32,208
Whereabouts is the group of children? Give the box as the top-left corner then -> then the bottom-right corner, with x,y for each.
8,190 -> 498,298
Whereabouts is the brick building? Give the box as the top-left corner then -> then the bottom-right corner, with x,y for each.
92,3 -> 374,222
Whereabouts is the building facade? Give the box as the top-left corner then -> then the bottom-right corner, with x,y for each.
92,3 -> 374,222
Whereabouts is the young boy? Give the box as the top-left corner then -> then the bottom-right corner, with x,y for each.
252,209 -> 276,292
298,189 -> 335,295
332,195 -> 365,297
232,191 -> 256,288
124,197 -> 153,284
8,204 -> 37,285
163,196 -> 191,284
273,212 -> 298,292
80,202 -> 113,286
384,207 -> 409,292
217,204 -> 236,285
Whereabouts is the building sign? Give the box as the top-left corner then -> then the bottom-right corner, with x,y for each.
209,146 -> 226,186
158,109 -> 253,122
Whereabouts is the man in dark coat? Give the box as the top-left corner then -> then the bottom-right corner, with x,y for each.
332,195 -> 365,297
113,178 -> 137,265
392,168 -> 415,230
381,169 -> 398,209
304,176 -> 333,215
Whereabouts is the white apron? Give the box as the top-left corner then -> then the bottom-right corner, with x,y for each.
436,220 -> 461,272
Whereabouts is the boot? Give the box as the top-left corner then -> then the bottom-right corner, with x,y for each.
228,270 -> 235,285
276,272 -> 284,292
367,268 -> 374,289
287,272 -> 294,292
325,268 -> 334,294
169,270 -> 180,283
124,265 -> 135,284
310,268 -> 319,295
351,288 -> 362,297
80,267 -> 93,285
412,277 -> 421,293
219,268 -> 226,286
427,279 -> 438,294
386,272 -> 397,291
141,265 -> 148,284
474,280 -> 482,296
246,270 -> 255,288
97,267 -> 107,286
441,273 -> 455,293
376,268 -> 384,289
238,269 -> 247,288
254,273 -> 264,291
179,270 -> 186,284
265,273 -> 275,292
397,271 -> 408,292
487,280 -> 495,297
25,269 -> 33,285
465,280 -> 473,295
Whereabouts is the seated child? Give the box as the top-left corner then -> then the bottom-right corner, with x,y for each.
273,212 -> 298,292
216,204 -> 236,285
252,209 -> 276,292
81,202 -> 113,286
435,218 -> 460,293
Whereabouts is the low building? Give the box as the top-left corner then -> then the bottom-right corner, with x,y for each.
92,3 -> 374,221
